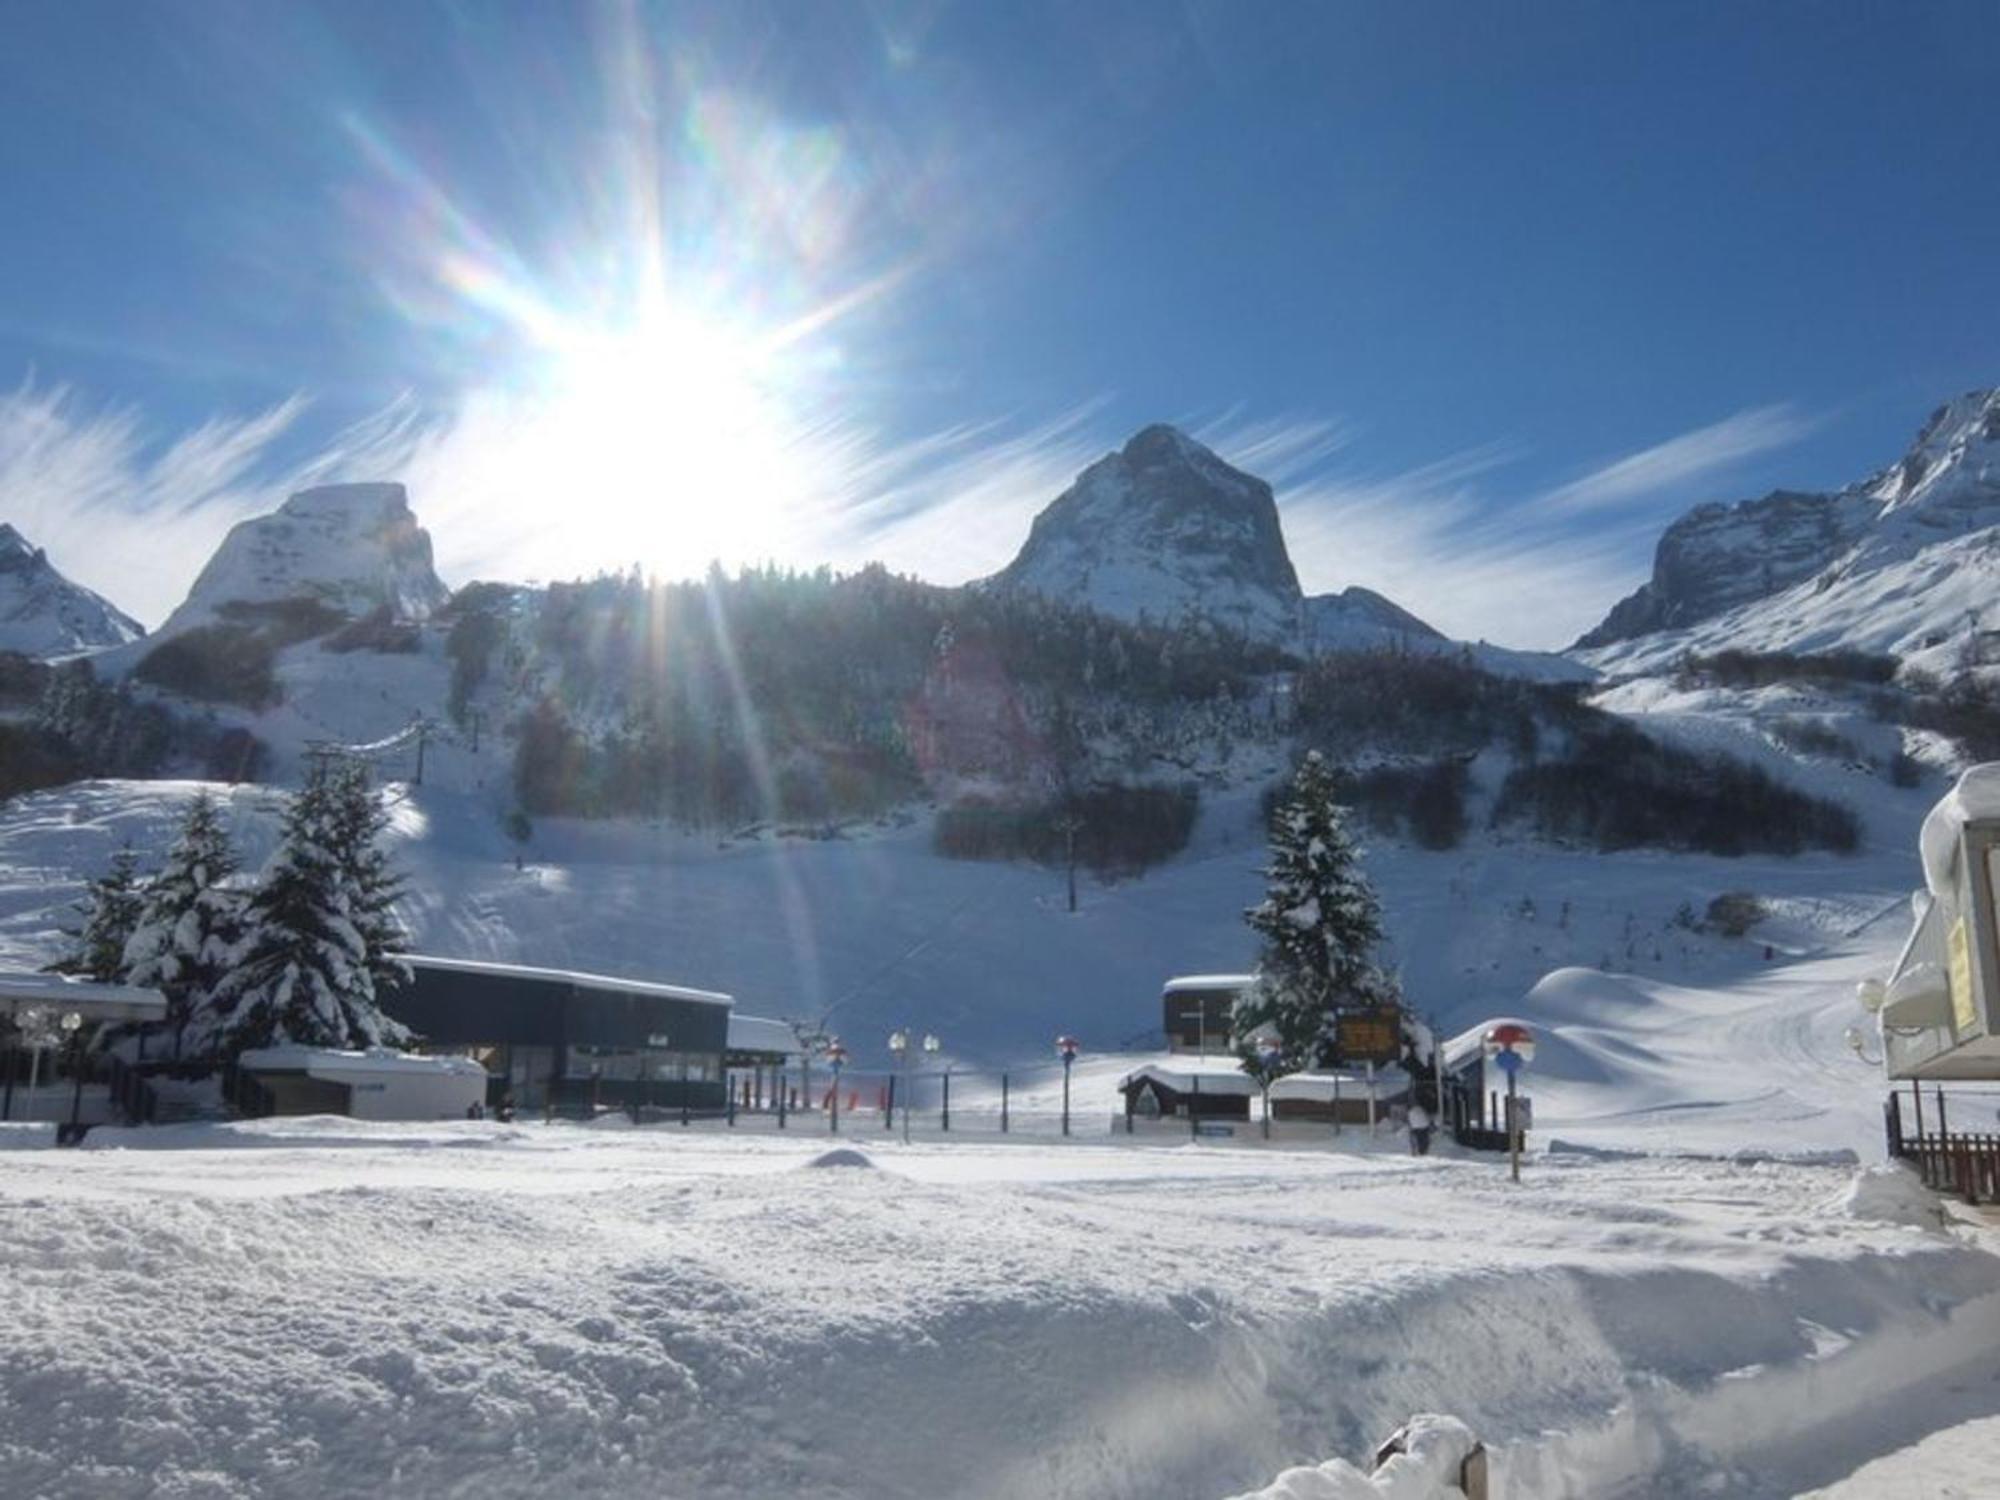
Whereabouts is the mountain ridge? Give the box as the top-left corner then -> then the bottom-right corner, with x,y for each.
0,523 -> 145,658
1577,389 -> 2000,672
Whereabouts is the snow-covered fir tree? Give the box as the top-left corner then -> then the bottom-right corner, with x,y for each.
325,761 -> 412,999
122,791 -> 244,1058
1233,751 -> 1397,1073
50,843 -> 147,984
209,765 -> 411,1054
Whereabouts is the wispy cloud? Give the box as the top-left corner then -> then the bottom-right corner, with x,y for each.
1258,403 -> 1818,649
1534,403 -> 1816,517
0,372 -> 1818,655
0,379 -> 436,627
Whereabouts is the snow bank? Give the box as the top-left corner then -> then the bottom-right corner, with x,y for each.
1229,1415 -> 1480,1499
1828,1163 -> 1946,1228
4,1133 -> 1998,1498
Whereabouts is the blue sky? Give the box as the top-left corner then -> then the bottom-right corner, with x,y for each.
2,0 -> 1996,644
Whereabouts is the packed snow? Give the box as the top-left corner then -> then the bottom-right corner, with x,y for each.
4,1118 -> 1999,1499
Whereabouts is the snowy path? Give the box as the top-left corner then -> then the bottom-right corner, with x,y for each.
2,1123 -> 1997,1499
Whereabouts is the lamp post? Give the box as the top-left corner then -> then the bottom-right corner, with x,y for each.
1057,1035 -> 1079,1137
923,1032 -> 943,1133
826,1039 -> 847,1134
60,1010 -> 85,1138
887,1029 -> 908,1140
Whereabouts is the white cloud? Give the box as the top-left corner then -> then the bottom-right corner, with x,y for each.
1535,404 -> 1816,517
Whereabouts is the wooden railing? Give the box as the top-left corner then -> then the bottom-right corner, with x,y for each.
1887,1089 -> 2000,1205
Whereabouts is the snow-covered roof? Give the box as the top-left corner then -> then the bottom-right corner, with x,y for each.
1161,973 -> 1256,994
407,954 -> 732,1008
1919,763 -> 2000,901
1267,1068 -> 1411,1101
1116,1063 -> 1257,1096
238,1046 -> 488,1079
727,1014 -> 801,1057
0,971 -> 167,1022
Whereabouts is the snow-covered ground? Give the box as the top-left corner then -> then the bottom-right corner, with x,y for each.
0,767 -> 1931,1080
0,683 -> 1990,1494
3,1120 -> 1998,1500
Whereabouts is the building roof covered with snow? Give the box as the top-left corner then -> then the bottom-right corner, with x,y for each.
0,970 -> 167,1023
406,954 -> 731,1008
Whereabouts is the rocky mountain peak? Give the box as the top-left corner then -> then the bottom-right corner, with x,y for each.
1873,388 -> 2000,513
157,481 -> 449,638
1575,387 -> 2000,669
995,424 -> 1301,641
0,523 -> 145,657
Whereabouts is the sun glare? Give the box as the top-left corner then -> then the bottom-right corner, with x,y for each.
516,301 -> 817,576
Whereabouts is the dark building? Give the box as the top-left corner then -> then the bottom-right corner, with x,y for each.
388,956 -> 732,1114
1162,974 -> 1253,1053
1117,1064 -> 1254,1120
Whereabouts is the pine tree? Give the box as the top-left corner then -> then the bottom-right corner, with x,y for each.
210,767 -> 411,1054
325,762 -> 412,998
51,843 -> 147,984
123,791 -> 245,1059
1233,752 -> 1397,1074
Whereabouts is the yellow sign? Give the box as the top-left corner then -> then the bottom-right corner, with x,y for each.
1334,1010 -> 1402,1064
1948,916 -> 1978,1036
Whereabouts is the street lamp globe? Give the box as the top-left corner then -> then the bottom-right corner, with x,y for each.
59,1011 -> 83,1036
887,1029 -> 908,1058
922,1033 -> 941,1057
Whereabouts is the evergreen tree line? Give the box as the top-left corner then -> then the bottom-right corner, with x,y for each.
932,782 -> 1201,876
47,763 -> 411,1060
1492,720 -> 1861,855
495,564 -> 1287,825
0,654 -> 268,802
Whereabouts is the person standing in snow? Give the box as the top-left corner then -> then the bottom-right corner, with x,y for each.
1408,1103 -> 1434,1155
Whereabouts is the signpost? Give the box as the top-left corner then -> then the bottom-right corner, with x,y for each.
1334,1009 -> 1402,1066
1056,1035 -> 1079,1137
1483,1023 -> 1536,1182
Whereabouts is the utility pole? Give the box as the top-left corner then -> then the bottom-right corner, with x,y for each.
413,718 -> 431,786
1054,814 -> 1083,913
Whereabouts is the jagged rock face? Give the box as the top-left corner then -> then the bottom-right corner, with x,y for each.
1577,390 -> 2000,655
995,424 -> 1303,642
0,524 -> 145,657
1576,489 -> 1872,648
158,482 -> 449,637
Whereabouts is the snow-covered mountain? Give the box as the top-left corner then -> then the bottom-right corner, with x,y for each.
0,523 -> 144,657
996,424 -> 1586,680
996,424 -> 1304,642
156,482 -> 449,637
1578,390 -> 2000,674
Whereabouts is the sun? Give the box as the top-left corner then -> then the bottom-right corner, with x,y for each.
522,301 -> 816,576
